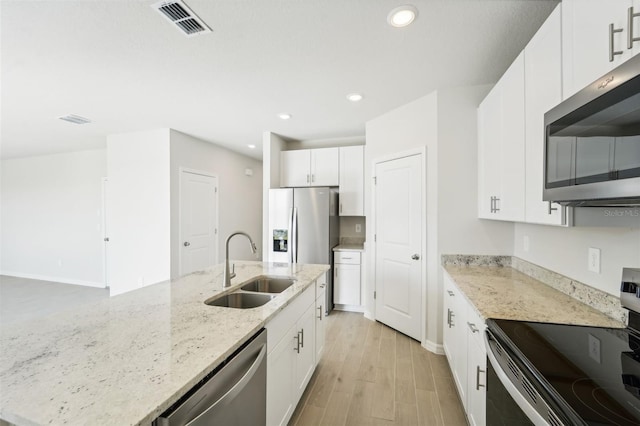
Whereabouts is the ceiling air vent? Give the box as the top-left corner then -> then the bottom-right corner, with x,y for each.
151,0 -> 211,37
58,114 -> 91,125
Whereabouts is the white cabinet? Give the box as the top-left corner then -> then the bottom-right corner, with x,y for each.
561,0 -> 640,99
338,146 -> 364,216
333,251 -> 361,309
477,52 -> 525,222
280,148 -> 339,187
266,281 -> 322,426
443,272 -> 486,426
315,274 -> 327,361
524,5 -> 567,226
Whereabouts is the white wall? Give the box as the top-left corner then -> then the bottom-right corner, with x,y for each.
1,149 -> 106,287
107,129 -> 171,296
262,132 -> 287,257
365,87 -> 515,350
515,223 -> 640,295
170,130 -> 263,277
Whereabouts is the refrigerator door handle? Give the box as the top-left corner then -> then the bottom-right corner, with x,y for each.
291,207 -> 298,263
288,207 -> 294,263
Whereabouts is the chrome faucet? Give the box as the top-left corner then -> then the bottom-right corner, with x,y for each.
223,231 -> 258,288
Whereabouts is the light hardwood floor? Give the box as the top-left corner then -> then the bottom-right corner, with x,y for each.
289,311 -> 467,426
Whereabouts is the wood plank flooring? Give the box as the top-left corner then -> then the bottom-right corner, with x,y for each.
289,311 -> 467,426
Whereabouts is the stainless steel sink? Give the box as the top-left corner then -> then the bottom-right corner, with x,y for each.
240,276 -> 295,294
204,292 -> 275,309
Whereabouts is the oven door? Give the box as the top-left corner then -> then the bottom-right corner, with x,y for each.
484,330 -> 568,426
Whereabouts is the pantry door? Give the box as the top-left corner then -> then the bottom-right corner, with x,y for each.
374,153 -> 423,340
179,170 -> 219,275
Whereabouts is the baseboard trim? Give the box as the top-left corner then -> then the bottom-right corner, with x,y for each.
363,310 -> 375,321
0,271 -> 105,288
422,339 -> 444,355
333,304 -> 365,313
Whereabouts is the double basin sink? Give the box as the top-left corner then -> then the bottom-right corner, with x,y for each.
204,276 -> 296,309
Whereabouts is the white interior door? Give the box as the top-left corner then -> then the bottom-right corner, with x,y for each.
179,170 -> 218,275
374,154 -> 423,340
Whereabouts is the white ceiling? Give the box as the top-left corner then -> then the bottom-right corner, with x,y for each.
1,0 -> 559,160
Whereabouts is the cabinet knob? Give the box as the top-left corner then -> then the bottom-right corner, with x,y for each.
411,254 -> 420,260
183,241 -> 191,247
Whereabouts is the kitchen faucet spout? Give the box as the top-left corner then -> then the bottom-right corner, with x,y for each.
224,232 -> 257,288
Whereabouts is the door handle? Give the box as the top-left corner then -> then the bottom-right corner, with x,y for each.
184,241 -> 190,247
411,254 -> 420,260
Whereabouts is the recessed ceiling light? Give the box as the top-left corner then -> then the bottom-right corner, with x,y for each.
388,5 -> 418,28
347,93 -> 364,102
278,113 -> 292,120
58,114 -> 92,125
248,144 -> 256,149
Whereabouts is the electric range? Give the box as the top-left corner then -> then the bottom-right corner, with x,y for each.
485,267 -> 640,426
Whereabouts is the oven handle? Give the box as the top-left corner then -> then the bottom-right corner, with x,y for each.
484,331 -> 549,426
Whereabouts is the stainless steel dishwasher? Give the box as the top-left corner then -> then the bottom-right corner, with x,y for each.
154,328 -> 267,426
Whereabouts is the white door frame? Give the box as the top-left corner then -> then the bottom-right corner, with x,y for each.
178,167 -> 219,276
371,146 -> 427,343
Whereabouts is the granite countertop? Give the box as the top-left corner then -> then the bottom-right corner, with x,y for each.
333,244 -> 364,252
444,264 -> 625,328
0,261 -> 328,426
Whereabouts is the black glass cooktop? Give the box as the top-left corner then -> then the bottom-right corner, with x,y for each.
488,318 -> 640,426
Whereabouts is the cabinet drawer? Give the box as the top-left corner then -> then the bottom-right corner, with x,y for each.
334,251 -> 361,265
266,285 -> 315,353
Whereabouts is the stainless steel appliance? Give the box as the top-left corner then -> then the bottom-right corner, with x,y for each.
268,187 -> 339,313
544,53 -> 640,207
154,328 -> 267,426
485,268 -> 640,426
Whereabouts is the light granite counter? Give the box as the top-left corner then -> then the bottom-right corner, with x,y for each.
0,261 -> 328,426
443,263 -> 625,328
333,243 -> 364,252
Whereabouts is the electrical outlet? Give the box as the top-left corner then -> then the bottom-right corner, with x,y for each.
355,224 -> 362,233
588,334 -> 601,363
588,247 -> 601,273
523,235 -> 530,252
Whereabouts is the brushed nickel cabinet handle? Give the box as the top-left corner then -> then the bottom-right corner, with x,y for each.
476,366 -> 486,390
548,201 -> 558,215
610,23 -> 624,62
317,305 -> 323,320
447,290 -> 454,297
467,322 -> 479,333
629,7 -> 640,49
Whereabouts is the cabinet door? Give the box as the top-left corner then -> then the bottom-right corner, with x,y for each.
281,150 -> 311,187
562,0 -> 633,99
524,5 -> 566,226
310,147 -> 339,186
334,263 -> 361,306
442,275 -> 457,361
339,146 -> 364,215
267,325 -> 296,426
498,52 -> 526,222
294,303 -> 316,401
477,84 -> 502,219
315,289 -> 326,363
466,337 -> 487,426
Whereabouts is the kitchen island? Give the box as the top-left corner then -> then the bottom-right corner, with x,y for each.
0,261 -> 328,426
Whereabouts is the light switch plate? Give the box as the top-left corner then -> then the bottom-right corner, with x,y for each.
588,247 -> 601,273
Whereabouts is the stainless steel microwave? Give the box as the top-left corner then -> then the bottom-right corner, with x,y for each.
544,54 -> 640,207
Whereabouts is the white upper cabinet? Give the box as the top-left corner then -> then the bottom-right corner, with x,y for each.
477,52 -> 525,222
561,0 -> 640,99
338,146 -> 364,216
280,148 -> 339,187
524,5 -> 567,226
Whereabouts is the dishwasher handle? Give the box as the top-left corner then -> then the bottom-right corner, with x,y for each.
187,343 -> 267,426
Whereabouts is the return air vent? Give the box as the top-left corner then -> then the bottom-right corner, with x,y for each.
151,0 -> 211,37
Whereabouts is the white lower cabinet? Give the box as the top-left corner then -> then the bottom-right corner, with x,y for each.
443,271 -> 486,425
333,251 -> 362,309
266,278 -> 325,426
315,275 -> 327,361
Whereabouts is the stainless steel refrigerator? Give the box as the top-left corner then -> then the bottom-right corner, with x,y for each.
268,187 -> 339,314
